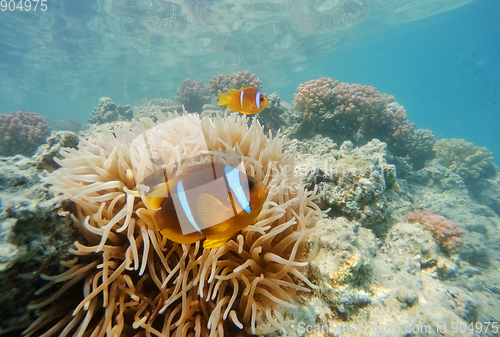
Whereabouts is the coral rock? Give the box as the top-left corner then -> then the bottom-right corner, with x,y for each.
34,131 -> 80,172
404,209 -> 464,253
176,78 -> 210,113
88,97 -> 134,124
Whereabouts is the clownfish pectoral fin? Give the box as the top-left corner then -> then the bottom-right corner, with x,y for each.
203,234 -> 232,249
196,194 -> 234,229
217,93 -> 229,106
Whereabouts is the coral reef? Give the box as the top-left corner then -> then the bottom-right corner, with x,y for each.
34,131 -> 79,172
406,129 -> 436,169
294,217 -> 480,337
88,97 -> 134,124
308,218 -> 376,316
176,78 -> 210,113
0,155 -> 82,333
404,209 -> 464,253
292,77 -> 339,122
209,71 -> 262,97
433,138 -> 497,183
1,87 -> 500,336
294,136 -> 401,229
25,113 -> 322,336
0,111 -> 49,157
292,78 -> 415,157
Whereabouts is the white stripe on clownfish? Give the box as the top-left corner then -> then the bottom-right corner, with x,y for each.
224,165 -> 251,214
177,181 -> 203,234
240,90 -> 244,110
256,91 -> 261,110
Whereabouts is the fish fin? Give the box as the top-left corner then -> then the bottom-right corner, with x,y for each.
240,86 -> 254,91
203,234 -> 232,249
225,88 -> 241,96
197,194 -> 233,228
138,207 -> 205,245
142,183 -> 170,210
160,228 -> 205,245
137,208 -> 159,230
217,93 -> 229,106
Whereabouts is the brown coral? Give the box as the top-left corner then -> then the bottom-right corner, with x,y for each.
0,110 -> 49,156
176,78 -> 210,113
292,78 -> 416,157
209,71 -> 262,98
293,77 -> 339,121
404,209 -> 464,253
25,113 -> 322,336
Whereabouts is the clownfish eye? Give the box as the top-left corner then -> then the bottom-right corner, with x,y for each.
260,95 -> 264,102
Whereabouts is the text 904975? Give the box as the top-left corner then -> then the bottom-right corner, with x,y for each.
1,0 -> 47,11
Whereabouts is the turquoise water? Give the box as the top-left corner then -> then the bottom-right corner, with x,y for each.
0,0 -> 500,163
0,0 -> 498,155
0,0 -> 500,162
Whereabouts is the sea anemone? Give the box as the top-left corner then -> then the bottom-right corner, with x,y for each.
25,112 -> 322,336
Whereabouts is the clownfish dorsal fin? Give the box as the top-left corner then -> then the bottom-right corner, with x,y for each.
196,194 -> 233,228
225,88 -> 240,97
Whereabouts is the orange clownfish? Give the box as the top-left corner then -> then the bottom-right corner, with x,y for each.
217,86 -> 268,114
138,162 -> 268,249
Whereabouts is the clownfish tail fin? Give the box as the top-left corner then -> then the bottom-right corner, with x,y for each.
217,93 -> 228,106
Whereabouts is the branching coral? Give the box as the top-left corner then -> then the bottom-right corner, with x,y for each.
292,77 -> 338,121
406,129 -> 436,169
176,78 -> 210,113
292,78 -> 415,156
209,71 -> 262,97
25,113 -> 322,336
404,209 -> 464,253
0,110 -> 49,156
433,138 -> 496,183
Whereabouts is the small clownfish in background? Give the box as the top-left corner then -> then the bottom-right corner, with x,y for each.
217,86 -> 269,114
138,162 -> 268,249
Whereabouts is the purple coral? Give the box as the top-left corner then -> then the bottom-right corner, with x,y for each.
176,78 -> 210,113
405,209 -> 464,253
0,110 -> 49,156
293,78 -> 415,156
293,77 -> 339,119
209,71 -> 262,99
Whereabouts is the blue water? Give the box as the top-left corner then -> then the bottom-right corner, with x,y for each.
0,0 -> 499,163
